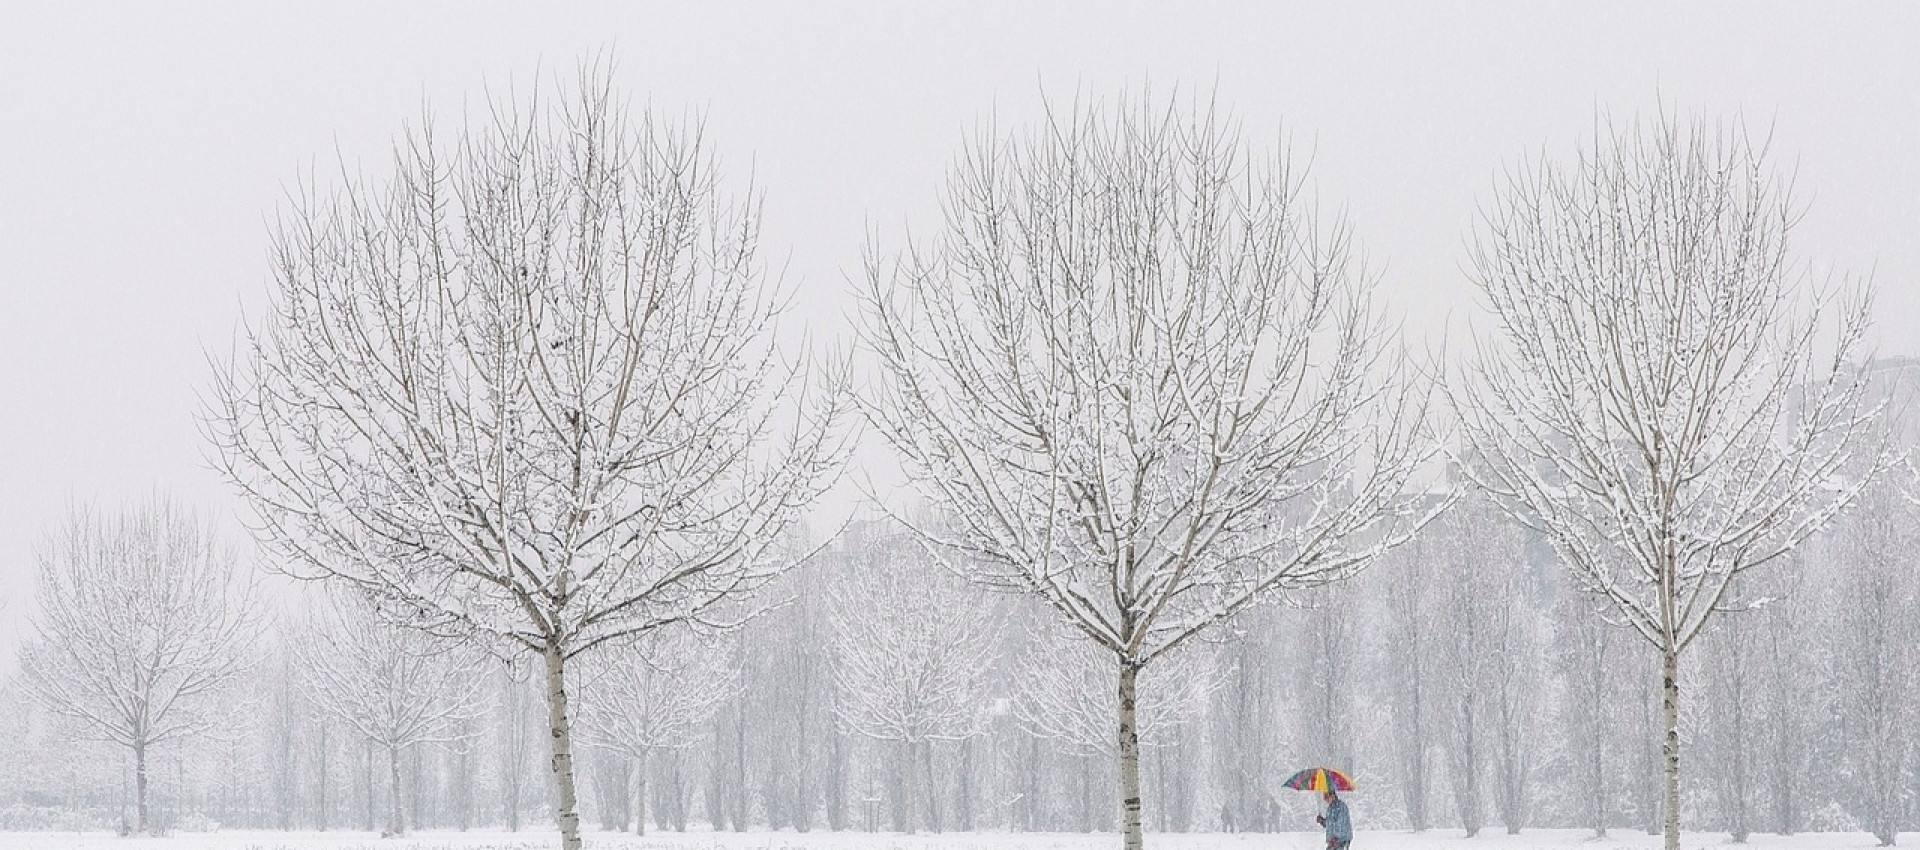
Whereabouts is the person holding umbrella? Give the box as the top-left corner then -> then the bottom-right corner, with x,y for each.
1282,767 -> 1355,849
1316,788 -> 1351,850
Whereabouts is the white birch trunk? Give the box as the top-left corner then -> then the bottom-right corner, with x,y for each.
545,645 -> 583,850
1118,662 -> 1145,850
1662,647 -> 1681,850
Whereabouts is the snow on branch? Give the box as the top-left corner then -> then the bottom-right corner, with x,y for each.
860,89 -> 1438,671
207,69 -> 852,659
1452,112 -> 1885,655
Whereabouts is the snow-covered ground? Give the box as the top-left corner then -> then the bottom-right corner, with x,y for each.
0,830 -> 1905,850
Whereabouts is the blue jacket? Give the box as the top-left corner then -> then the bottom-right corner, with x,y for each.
1324,798 -> 1351,842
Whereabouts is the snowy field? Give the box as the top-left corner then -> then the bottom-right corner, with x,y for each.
0,830 -> 1906,850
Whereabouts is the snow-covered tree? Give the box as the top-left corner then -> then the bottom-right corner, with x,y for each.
1452,112 -> 1883,850
1823,480 -> 1918,846
495,657 -> 541,832
1755,581 -> 1813,836
207,68 -> 848,850
1696,608 -> 1764,842
575,629 -> 737,834
1422,491 -> 1541,835
296,588 -> 489,837
17,498 -> 256,834
1209,607 -> 1287,834
829,533 -> 1000,834
1552,592 -> 1633,837
1486,568 -> 1544,836
860,91 -> 1435,850
1429,500 -> 1500,836
1296,582 -> 1358,778
1378,530 -> 1440,831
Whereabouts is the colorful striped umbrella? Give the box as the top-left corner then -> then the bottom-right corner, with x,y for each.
1281,767 -> 1356,793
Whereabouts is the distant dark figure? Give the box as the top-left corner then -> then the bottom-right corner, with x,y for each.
1315,788 -> 1351,850
1220,802 -> 1236,833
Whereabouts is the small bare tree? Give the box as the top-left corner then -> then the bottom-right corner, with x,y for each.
1429,499 -> 1498,837
1417,489 -> 1541,836
208,67 -> 847,850
1696,607 -> 1762,843
574,629 -> 737,835
1553,591 -> 1631,838
17,498 -> 256,834
296,588 -> 489,837
828,535 -> 1000,834
1486,553 -> 1543,836
860,91 -> 1434,850
1379,531 -> 1440,832
1824,479 -> 1918,847
1452,112 -> 1882,850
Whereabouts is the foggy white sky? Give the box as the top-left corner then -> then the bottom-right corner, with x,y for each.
1,3 -> 1915,668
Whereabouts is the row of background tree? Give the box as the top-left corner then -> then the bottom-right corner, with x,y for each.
2,359 -> 1913,841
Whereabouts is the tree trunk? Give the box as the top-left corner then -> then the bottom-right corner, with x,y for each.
504,661 -> 524,833
826,726 -> 845,831
1233,645 -> 1253,835
957,736 -> 974,831
707,714 -> 727,831
364,737 -> 376,832
670,749 -> 689,831
633,750 -> 649,835
1498,680 -> 1525,835
1769,616 -> 1796,836
318,722 -> 329,832
1168,726 -> 1191,831
903,738 -> 919,834
455,727 -> 473,831
409,743 -> 424,831
604,753 -> 630,832
1729,654 -> 1748,844
1662,647 -> 1681,850
133,740 -> 149,835
1118,661 -> 1145,850
276,690 -> 295,831
543,644 -> 584,850
386,743 -> 405,836
1079,753 -> 1093,832
1405,672 -> 1427,831
1589,715 -> 1606,838
923,739 -> 941,832
1580,619 -> 1607,839
1458,694 -> 1480,837
1022,733 -> 1041,832
733,702 -> 748,831
1500,740 -> 1522,833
